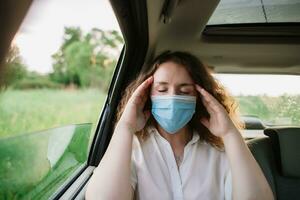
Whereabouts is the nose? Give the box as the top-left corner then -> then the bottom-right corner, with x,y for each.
168,87 -> 179,95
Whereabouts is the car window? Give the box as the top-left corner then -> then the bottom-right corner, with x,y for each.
0,0 -> 123,198
208,0 -> 300,25
215,74 -> 300,126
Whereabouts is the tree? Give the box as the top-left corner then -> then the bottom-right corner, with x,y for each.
237,95 -> 270,119
62,27 -> 82,50
1,45 -> 27,89
275,95 -> 300,125
50,27 -> 123,89
51,27 -> 83,85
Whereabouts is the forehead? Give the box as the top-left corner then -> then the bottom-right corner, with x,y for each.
153,61 -> 194,84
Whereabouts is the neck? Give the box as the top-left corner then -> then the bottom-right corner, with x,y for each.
156,125 -> 192,148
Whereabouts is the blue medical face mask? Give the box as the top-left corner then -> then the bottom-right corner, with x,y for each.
151,95 -> 196,134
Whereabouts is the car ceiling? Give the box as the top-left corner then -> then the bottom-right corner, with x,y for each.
144,0 -> 300,75
0,0 -> 33,78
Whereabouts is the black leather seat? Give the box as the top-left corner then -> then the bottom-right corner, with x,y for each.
247,127 -> 300,200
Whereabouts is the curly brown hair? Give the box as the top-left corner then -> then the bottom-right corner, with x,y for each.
116,51 -> 243,149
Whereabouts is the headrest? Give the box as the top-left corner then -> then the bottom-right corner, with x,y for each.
264,127 -> 300,178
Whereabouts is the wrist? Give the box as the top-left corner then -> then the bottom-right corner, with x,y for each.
221,128 -> 241,143
116,121 -> 136,134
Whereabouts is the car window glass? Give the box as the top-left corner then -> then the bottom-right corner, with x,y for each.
0,0 -> 123,198
215,74 -> 300,127
214,74 -> 300,139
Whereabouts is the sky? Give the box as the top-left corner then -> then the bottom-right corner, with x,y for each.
13,0 -> 300,96
215,74 -> 300,96
14,0 -> 120,74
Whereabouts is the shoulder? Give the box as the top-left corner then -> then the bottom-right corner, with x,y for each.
199,141 -> 225,154
193,139 -> 231,180
131,127 -> 162,172
193,135 -> 229,166
132,127 -> 156,156
132,128 -> 154,149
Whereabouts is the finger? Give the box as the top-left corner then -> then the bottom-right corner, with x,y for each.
202,100 -> 215,115
139,77 -> 153,103
200,118 -> 210,128
133,76 -> 153,97
195,84 -> 220,112
132,76 -> 153,104
195,84 -> 216,103
196,85 -> 217,114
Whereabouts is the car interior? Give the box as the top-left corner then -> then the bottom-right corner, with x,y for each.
1,0 -> 300,199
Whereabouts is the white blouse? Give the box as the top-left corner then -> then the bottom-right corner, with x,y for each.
131,127 -> 232,200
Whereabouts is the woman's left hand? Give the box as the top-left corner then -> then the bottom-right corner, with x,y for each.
195,84 -> 238,138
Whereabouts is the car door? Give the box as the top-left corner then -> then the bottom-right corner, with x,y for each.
0,0 -> 148,199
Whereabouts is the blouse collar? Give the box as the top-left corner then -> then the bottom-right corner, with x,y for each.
147,126 -> 200,146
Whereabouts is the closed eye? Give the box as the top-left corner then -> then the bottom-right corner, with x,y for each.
158,89 -> 167,92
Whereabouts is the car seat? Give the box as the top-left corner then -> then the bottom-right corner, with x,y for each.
247,127 -> 300,200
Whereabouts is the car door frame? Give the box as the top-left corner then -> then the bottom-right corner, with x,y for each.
50,0 -> 150,199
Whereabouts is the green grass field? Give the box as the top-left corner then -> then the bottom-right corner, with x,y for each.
0,89 -> 106,139
1,89 -> 299,139
0,89 -> 106,199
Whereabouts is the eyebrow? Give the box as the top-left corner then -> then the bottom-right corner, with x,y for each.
154,81 -> 169,86
179,83 -> 194,87
155,82 -> 194,87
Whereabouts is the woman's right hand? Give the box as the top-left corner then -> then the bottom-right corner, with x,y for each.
118,76 -> 153,132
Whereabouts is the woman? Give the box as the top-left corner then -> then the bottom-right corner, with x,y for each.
86,51 -> 274,200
